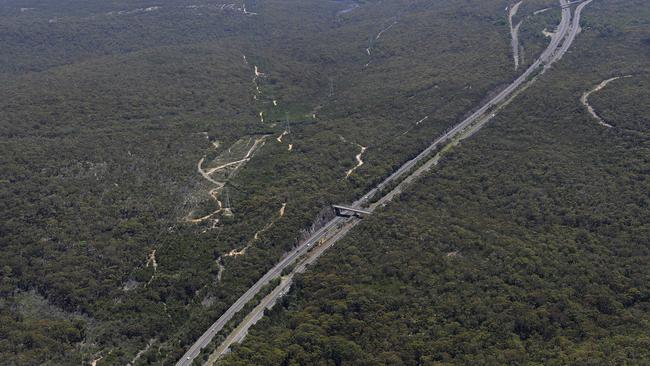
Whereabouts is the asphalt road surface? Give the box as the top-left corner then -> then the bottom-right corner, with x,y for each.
176,216 -> 345,365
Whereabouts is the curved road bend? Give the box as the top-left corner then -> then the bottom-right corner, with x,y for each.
178,0 -> 588,364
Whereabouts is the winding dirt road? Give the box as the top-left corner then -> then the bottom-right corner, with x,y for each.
345,145 -> 367,178
581,75 -> 632,128
188,136 -> 267,224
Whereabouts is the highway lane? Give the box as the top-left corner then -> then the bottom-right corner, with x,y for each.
176,216 -> 345,365
179,1 -> 585,364
552,0 -> 594,63
205,219 -> 361,363
353,1 -> 571,211
542,0 -> 572,64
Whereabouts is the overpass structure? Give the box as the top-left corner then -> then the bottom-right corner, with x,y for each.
332,204 -> 371,217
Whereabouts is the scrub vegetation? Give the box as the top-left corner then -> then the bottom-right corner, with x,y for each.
1,0 -> 530,364
219,0 -> 650,365
1,0 -> 648,365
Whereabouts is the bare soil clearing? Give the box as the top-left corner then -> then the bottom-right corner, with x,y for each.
508,1 -> 523,70
186,136 -> 267,224
581,75 -> 633,128
345,145 -> 367,179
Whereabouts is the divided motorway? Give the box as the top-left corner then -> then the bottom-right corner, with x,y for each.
176,216 -> 345,365
177,0 -> 591,363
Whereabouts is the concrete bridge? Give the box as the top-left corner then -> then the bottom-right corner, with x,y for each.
332,205 -> 371,217
561,0 -> 582,8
